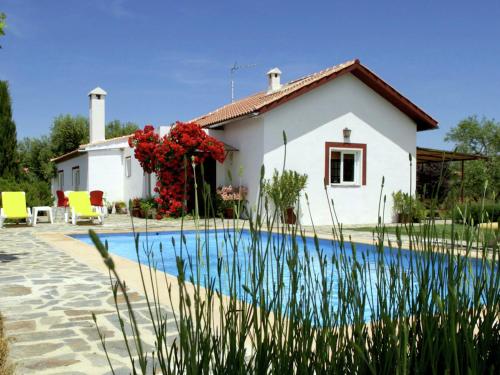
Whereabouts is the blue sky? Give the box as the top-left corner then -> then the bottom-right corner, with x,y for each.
1,0 -> 499,149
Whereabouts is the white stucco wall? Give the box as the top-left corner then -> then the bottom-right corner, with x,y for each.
53,144 -> 156,205
217,73 -> 417,225
52,153 -> 88,197
122,147 -> 155,203
214,116 -> 265,211
87,149 -> 124,202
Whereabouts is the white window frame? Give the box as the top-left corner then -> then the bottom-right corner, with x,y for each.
125,156 -> 132,177
72,167 -> 80,191
329,147 -> 363,186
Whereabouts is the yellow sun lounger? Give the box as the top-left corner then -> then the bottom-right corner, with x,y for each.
68,191 -> 104,225
0,192 -> 33,228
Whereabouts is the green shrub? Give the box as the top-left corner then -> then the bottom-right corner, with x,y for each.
0,177 -> 52,207
455,201 -> 500,224
139,197 -> 157,217
392,190 -> 426,222
264,169 -> 307,211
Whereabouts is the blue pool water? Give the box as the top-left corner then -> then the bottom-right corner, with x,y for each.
70,229 -> 484,323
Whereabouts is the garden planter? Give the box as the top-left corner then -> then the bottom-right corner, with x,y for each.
115,204 -> 127,214
224,207 -> 235,219
397,213 -> 411,224
397,213 -> 420,224
142,210 -> 154,219
283,207 -> 296,224
132,208 -> 141,218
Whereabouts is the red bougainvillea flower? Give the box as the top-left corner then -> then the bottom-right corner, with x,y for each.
129,122 -> 226,217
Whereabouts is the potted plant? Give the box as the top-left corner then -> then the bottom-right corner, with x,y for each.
130,198 -> 141,217
216,185 -> 248,219
114,201 -> 128,215
264,169 -> 308,224
140,198 -> 157,219
392,190 -> 425,223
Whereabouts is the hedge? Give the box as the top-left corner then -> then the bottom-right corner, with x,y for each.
0,177 -> 53,207
455,201 -> 500,224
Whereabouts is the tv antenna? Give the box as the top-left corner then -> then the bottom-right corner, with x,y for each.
230,62 -> 256,102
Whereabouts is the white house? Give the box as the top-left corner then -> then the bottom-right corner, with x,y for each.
51,88 -> 158,204
193,59 -> 438,225
52,59 -> 438,225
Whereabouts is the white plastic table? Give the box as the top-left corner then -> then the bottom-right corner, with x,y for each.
33,206 -> 54,226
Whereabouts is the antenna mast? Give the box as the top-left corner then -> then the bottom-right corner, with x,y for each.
230,62 -> 256,102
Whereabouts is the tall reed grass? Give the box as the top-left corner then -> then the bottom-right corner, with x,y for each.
91,147 -> 499,374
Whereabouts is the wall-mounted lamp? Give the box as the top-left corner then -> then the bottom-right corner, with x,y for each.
343,127 -> 351,141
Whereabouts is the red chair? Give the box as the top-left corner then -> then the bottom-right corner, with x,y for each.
90,190 -> 104,206
90,190 -> 105,216
56,190 -> 69,222
56,190 -> 69,207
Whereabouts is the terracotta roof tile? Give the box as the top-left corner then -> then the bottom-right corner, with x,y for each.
192,60 -> 359,127
192,59 -> 438,131
50,149 -> 83,163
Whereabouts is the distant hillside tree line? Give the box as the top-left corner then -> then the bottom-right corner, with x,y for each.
19,115 -> 139,181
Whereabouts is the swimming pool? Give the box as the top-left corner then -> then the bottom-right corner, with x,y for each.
70,229 -> 484,323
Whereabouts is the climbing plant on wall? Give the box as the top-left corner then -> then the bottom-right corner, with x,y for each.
129,122 -> 225,217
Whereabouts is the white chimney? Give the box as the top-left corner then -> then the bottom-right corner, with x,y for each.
266,67 -> 282,93
88,87 -> 107,143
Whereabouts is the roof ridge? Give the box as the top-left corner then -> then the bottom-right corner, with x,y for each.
285,60 -> 357,85
257,60 -> 359,108
189,58 -> 437,131
190,59 -> 358,125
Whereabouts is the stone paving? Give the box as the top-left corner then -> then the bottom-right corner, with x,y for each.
0,213 -> 382,374
0,215 -> 184,374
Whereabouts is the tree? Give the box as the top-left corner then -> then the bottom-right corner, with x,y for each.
18,136 -> 55,181
105,120 -> 139,139
50,114 -> 89,156
0,13 -> 6,48
0,81 -> 18,177
445,116 -> 500,200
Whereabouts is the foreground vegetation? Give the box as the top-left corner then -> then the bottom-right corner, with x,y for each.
0,314 -> 14,375
90,152 -> 499,374
351,222 -> 498,242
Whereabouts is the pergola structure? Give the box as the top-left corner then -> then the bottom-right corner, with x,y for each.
416,147 -> 488,202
